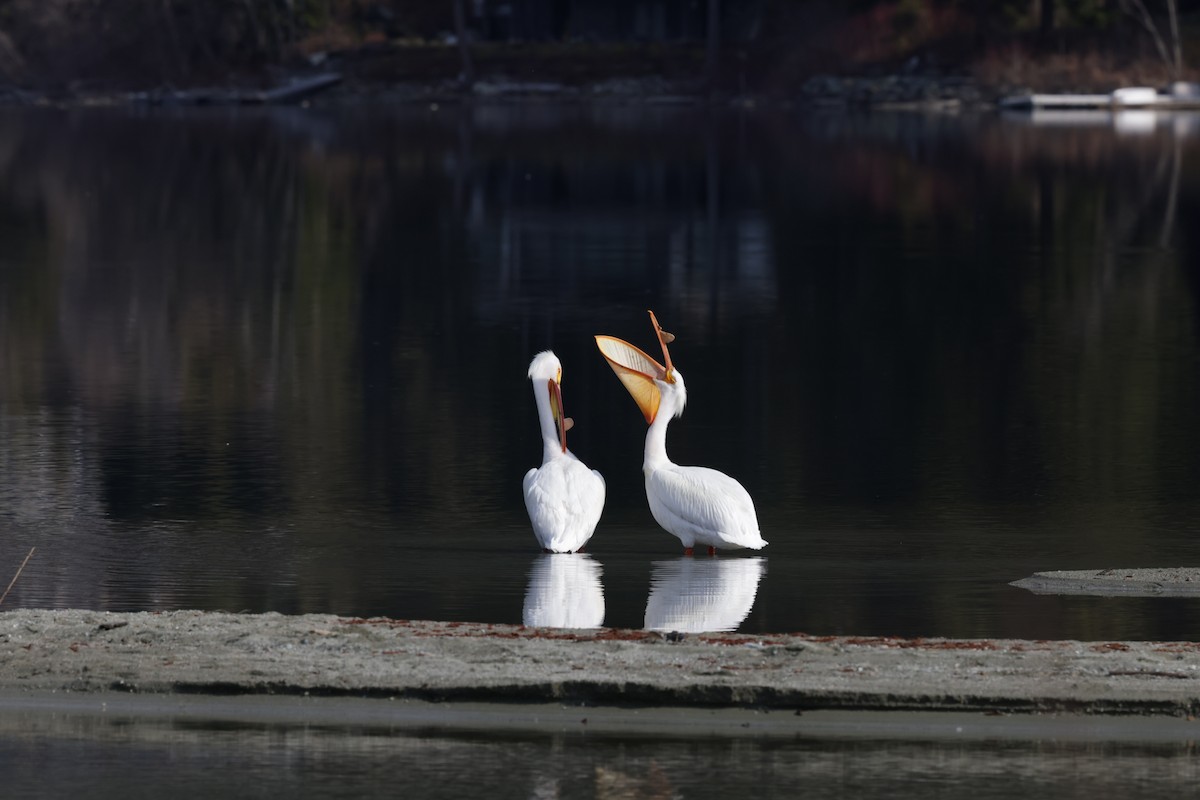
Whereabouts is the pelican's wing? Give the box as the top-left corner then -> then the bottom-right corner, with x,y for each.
524,458 -> 606,553
585,468 -> 607,529
647,466 -> 765,549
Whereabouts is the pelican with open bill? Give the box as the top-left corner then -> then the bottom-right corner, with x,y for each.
596,311 -> 767,555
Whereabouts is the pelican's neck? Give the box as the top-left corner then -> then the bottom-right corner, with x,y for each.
533,380 -> 562,462
643,384 -> 680,472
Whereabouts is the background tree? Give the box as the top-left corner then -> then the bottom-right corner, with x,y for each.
1039,0 -> 1055,40
452,0 -> 475,87
1119,0 -> 1185,80
706,0 -> 720,89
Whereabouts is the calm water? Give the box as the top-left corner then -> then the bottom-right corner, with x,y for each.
6,723 -> 1200,799
2,104 -> 1200,641
1,695 -> 1198,799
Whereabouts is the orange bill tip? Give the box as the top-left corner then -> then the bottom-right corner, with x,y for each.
646,310 -> 675,375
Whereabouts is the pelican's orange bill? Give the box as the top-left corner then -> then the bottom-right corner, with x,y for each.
647,309 -> 676,373
548,378 -> 567,452
595,335 -> 664,424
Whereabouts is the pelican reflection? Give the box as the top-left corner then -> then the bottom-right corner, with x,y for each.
644,557 -> 766,633
522,553 -> 605,629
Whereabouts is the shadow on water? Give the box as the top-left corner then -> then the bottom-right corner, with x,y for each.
1,106 -> 1200,640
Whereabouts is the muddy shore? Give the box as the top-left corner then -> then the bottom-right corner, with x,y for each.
2,609 -> 1199,721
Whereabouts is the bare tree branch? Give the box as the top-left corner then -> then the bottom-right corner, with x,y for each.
453,0 -> 475,87
0,548 -> 35,608
160,0 -> 189,78
242,0 -> 266,55
1118,0 -> 1179,80
1167,0 -> 1182,78
705,0 -> 720,90
0,30 -> 26,80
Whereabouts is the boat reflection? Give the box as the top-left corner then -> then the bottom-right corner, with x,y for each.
522,553 -> 605,629
644,557 -> 766,634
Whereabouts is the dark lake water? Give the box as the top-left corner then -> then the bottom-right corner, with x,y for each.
2,695 -> 1198,799
6,713 -> 1200,800
3,104 -> 1200,641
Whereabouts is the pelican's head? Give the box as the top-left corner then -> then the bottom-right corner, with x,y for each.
659,367 -> 687,417
595,310 -> 687,424
528,350 -> 572,453
527,350 -> 562,384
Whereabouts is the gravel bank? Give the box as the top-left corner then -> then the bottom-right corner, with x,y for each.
2,609 -> 1199,717
1012,568 -> 1200,597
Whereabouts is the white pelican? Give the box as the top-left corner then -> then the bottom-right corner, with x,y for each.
595,311 -> 767,555
523,350 -> 606,553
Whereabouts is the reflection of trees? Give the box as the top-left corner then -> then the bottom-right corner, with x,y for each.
760,113 -> 1199,508
1,106 -> 1199,636
752,112 -> 1200,640
0,109 -> 494,610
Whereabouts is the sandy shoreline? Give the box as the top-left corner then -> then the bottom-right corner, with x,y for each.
1012,568 -> 1200,597
1,609 -> 1199,722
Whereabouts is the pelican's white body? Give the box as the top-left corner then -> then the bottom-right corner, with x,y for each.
524,457 -> 606,553
643,369 -> 767,552
523,351 -> 605,553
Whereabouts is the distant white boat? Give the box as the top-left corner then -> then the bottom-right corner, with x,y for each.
1000,83 -> 1200,111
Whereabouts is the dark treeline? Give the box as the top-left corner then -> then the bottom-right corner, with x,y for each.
0,1 -> 1198,92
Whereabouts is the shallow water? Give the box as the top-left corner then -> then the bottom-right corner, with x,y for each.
2,696 -> 1198,800
2,105 -> 1200,641
14,725 -> 1198,800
